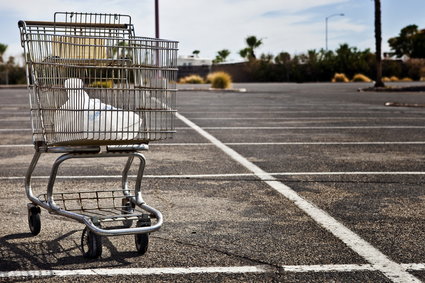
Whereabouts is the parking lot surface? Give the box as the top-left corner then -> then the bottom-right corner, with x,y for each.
0,82 -> 425,282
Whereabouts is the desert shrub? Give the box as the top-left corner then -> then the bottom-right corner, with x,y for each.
405,59 -> 425,80
420,67 -> 425,81
351,73 -> 372,82
179,74 -> 205,84
331,73 -> 349,82
208,71 -> 232,89
89,80 -> 113,88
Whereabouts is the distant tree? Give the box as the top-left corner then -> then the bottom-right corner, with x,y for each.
192,50 -> 200,57
0,43 -> 7,64
274,52 -> 291,64
332,43 -> 374,78
388,24 -> 425,58
213,49 -> 230,64
306,49 -> 319,64
239,35 -> 263,60
6,56 -> 15,65
374,0 -> 384,87
260,53 -> 274,63
238,48 -> 250,60
274,52 -> 292,81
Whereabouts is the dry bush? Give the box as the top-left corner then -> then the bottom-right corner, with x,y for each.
179,74 -> 205,84
351,74 -> 372,82
208,71 -> 232,89
331,73 -> 349,83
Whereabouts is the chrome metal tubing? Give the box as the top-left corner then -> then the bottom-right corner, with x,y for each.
25,149 -> 161,236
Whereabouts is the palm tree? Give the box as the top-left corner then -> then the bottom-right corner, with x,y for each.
217,49 -> 230,61
0,43 -> 7,64
192,50 -> 200,57
239,35 -> 263,60
213,49 -> 230,64
374,0 -> 385,87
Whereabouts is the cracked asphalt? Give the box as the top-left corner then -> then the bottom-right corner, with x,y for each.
0,82 -> 425,282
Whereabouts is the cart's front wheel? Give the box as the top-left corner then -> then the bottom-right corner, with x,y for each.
135,214 -> 151,255
81,226 -> 102,259
28,205 -> 41,236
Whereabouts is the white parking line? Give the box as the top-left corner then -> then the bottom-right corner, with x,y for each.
178,110 -> 421,114
0,128 -> 32,132
1,263 -> 424,279
0,126 -> 425,132
281,264 -> 375,272
225,141 -> 425,145
189,117 -> 425,120
176,112 -> 422,283
181,126 -> 425,130
0,266 -> 267,278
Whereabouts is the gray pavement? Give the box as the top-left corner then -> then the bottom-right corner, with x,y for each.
0,82 -> 425,282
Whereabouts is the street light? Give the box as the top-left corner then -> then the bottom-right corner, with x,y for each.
325,13 -> 344,51
155,0 -> 159,38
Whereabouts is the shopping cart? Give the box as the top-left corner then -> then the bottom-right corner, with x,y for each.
18,12 -> 178,258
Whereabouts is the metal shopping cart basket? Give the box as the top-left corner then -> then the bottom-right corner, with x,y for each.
18,12 -> 178,258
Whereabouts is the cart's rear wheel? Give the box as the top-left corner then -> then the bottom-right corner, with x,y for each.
135,214 -> 151,255
121,198 -> 134,228
81,226 -> 102,259
28,205 -> 41,236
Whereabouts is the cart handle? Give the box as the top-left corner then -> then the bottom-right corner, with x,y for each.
18,20 -> 129,29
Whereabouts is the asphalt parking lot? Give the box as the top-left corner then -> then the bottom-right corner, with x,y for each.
0,82 -> 425,282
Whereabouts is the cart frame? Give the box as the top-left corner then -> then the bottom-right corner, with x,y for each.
18,12 -> 178,258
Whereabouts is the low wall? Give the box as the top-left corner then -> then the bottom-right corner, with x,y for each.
177,62 -> 251,82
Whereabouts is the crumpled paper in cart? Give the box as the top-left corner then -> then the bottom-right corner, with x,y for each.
54,78 -> 142,141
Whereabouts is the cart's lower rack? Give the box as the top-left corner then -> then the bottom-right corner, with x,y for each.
38,189 -> 138,215
34,189 -> 163,236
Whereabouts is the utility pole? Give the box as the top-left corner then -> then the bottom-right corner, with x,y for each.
155,0 -> 159,38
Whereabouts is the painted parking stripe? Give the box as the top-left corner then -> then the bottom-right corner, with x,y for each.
0,266 -> 267,278
281,264 -> 375,272
224,141 -> 425,145
402,263 -> 425,271
1,126 -> 425,133
178,110 -> 423,114
189,117 -> 425,120
2,263 -> 425,279
181,126 -> 425,130
175,112 -> 422,283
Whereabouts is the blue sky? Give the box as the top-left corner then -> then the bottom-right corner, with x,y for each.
2,0 -> 425,62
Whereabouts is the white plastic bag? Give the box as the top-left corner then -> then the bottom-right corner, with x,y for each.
54,78 -> 142,141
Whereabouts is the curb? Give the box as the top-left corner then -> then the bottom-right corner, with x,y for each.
178,88 -> 247,93
0,85 -> 27,89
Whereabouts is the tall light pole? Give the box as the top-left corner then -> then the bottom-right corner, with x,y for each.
325,13 -> 344,51
155,0 -> 159,38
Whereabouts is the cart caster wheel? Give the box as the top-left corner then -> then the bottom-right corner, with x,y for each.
121,199 -> 134,228
28,205 -> 41,236
81,226 -> 102,259
135,214 -> 151,255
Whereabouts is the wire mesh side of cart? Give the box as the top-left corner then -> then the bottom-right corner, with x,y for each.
19,15 -> 178,147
